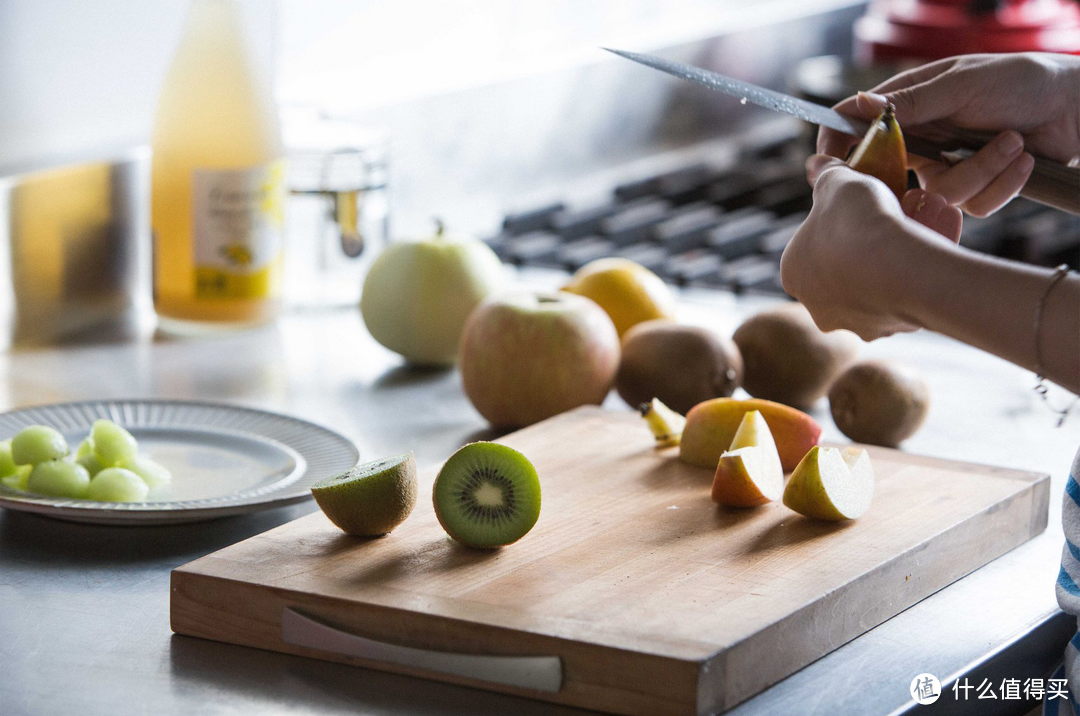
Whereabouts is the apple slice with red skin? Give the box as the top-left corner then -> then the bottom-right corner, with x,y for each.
711,410 -> 784,507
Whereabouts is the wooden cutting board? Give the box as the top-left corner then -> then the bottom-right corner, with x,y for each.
171,406 -> 1049,716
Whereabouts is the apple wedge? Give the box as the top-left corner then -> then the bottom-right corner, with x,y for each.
640,398 -> 686,447
783,446 -> 875,521
711,410 -> 784,507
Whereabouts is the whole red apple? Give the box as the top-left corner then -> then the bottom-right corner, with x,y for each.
460,292 -> 620,428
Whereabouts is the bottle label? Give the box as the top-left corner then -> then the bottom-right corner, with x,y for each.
192,160 -> 286,299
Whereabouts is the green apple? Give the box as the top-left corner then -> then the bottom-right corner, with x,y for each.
783,446 -> 875,520
711,410 -> 783,507
360,222 -> 505,366
459,291 -> 620,428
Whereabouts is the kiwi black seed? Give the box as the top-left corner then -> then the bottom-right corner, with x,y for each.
433,442 -> 541,548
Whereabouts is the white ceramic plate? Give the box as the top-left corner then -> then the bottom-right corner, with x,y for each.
0,400 -> 359,525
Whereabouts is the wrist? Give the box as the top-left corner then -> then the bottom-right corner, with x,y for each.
874,216 -> 944,328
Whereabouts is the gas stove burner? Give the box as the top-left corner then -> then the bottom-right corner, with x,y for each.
487,133 -> 1080,298
856,0 -> 1080,62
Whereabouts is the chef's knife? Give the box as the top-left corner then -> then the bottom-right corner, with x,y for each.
605,48 -> 1080,214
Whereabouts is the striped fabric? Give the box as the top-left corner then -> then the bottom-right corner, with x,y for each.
1050,447 -> 1080,715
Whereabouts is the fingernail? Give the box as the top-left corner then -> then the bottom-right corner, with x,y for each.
998,131 -> 1023,157
1016,152 -> 1035,173
857,91 -> 887,107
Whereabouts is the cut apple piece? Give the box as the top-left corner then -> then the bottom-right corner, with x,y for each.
680,398 -> 822,472
712,411 -> 784,507
783,446 -> 875,521
729,410 -> 784,476
640,398 -> 686,447
712,447 -> 783,507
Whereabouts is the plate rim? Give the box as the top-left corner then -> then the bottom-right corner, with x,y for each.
0,398 -> 360,523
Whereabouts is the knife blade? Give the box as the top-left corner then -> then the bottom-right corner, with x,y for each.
603,47 -> 872,140
604,47 -> 1080,214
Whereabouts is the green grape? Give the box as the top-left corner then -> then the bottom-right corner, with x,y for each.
87,467 -> 148,502
1,465 -> 31,491
27,460 -> 90,499
12,426 -> 69,465
75,438 -> 95,460
120,456 -> 172,489
76,452 -> 105,477
90,420 -> 138,466
0,439 -> 18,476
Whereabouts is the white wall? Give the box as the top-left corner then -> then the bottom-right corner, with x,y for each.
0,0 -> 842,173
0,0 -> 271,173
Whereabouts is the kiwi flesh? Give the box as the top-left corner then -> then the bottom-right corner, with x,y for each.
433,442 -> 541,548
829,360 -> 930,447
311,453 -> 418,536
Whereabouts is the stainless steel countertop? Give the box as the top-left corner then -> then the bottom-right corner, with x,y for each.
2,276 -> 1077,716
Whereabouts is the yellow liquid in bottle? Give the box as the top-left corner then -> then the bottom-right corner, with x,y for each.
151,0 -> 285,330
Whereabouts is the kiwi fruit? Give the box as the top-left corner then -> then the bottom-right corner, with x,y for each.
311,453 -> 418,536
616,320 -> 743,414
733,303 -> 859,409
433,442 -> 541,549
829,360 -> 930,447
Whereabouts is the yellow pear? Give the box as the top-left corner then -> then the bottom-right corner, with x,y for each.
562,258 -> 675,337
783,446 -> 875,521
847,102 -> 908,201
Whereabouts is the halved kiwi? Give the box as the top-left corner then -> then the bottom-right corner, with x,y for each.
433,442 -> 541,548
311,453 -> 418,536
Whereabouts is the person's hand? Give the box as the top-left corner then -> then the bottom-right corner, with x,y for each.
782,156 -> 962,341
817,53 -> 1080,217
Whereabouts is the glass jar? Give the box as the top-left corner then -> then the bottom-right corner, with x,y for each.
283,110 -> 389,308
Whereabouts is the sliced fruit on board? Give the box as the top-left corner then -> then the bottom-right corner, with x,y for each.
311,453 -> 418,537
433,442 -> 541,549
680,398 -> 821,472
712,410 -> 784,507
783,446 -> 875,521
640,398 -> 686,448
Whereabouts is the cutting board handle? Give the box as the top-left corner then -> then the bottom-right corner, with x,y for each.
281,608 -> 563,693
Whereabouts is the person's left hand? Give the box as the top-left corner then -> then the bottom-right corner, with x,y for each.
781,155 -> 963,341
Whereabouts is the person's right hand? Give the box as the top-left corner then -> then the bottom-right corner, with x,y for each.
816,53 -> 1080,217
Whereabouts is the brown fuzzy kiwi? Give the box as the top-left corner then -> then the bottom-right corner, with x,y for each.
829,360 -> 930,447
311,453 -> 418,536
616,320 -> 742,414
733,303 -> 859,409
